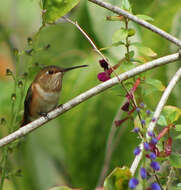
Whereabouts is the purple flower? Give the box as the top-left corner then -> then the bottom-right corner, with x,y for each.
149,152 -> 156,160
133,127 -> 140,133
141,120 -> 146,125
151,137 -> 158,145
144,142 -> 150,151
148,131 -> 155,137
146,110 -> 151,115
136,107 -> 140,112
134,147 -> 141,156
150,161 -> 160,171
150,183 -> 161,190
140,102 -> 145,108
140,168 -> 147,179
129,178 -> 139,189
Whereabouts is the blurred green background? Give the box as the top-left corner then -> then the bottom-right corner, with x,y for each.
0,0 -> 181,189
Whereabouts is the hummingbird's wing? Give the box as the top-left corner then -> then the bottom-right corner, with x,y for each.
21,85 -> 33,127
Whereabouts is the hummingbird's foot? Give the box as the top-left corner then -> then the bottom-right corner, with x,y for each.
39,112 -> 49,120
57,104 -> 63,108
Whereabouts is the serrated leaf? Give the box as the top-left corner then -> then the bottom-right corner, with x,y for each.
157,115 -> 168,126
145,78 -> 165,92
112,28 -> 128,44
169,153 -> 181,168
162,106 -> 181,124
43,0 -> 80,23
136,14 -> 154,21
132,43 -> 157,58
175,124 -> 181,131
104,167 -> 131,190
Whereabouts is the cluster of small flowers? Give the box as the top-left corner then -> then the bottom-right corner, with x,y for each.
129,129 -> 161,190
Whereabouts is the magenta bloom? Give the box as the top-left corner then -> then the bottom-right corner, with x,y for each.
121,101 -> 130,111
99,59 -> 109,70
97,72 -> 111,82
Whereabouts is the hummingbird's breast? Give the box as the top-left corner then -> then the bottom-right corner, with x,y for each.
30,83 -> 61,119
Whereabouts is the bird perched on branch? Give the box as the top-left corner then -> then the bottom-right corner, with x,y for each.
21,65 -> 88,126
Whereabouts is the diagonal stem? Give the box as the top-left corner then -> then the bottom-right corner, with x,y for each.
130,66 -> 181,175
88,0 -> 181,47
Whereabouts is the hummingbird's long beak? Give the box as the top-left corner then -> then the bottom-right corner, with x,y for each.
63,65 -> 88,72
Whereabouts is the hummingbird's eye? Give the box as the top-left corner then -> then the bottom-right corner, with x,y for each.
48,70 -> 54,75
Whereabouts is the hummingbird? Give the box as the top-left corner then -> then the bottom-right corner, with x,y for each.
21,64 -> 88,126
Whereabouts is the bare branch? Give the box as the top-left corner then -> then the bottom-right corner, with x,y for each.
130,64 -> 181,175
0,52 -> 180,148
62,16 -> 107,61
88,0 -> 181,47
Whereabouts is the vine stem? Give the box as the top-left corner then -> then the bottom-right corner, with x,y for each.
0,52 -> 180,148
130,65 -> 181,175
62,16 -> 108,61
63,16 -> 145,132
88,0 -> 181,47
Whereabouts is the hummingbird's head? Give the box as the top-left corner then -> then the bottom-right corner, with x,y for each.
35,65 -> 88,91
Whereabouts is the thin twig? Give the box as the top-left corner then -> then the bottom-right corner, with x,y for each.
0,52 -> 180,148
130,64 -> 181,175
63,16 -> 146,133
88,0 -> 181,47
62,16 -> 108,61
154,171 -> 164,190
165,167 -> 174,190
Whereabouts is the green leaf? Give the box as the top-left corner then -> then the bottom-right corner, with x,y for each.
104,167 -> 131,190
121,0 -> 132,12
50,186 -> 73,190
128,28 -> 136,37
136,14 -> 154,21
169,153 -> 181,168
132,42 -> 157,58
112,28 -> 128,44
157,115 -> 168,126
112,41 -> 125,47
145,78 -> 165,92
175,124 -> 181,131
42,0 -> 80,23
162,106 -> 181,124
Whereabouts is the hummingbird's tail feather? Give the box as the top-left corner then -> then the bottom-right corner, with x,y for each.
20,114 -> 30,127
